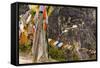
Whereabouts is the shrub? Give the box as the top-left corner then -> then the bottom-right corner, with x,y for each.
48,45 -> 66,61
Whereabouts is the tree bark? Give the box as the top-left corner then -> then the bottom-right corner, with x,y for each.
32,13 -> 48,63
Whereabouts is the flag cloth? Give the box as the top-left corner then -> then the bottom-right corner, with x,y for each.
32,10 -> 48,62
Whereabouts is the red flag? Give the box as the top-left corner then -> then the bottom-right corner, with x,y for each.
43,7 -> 46,19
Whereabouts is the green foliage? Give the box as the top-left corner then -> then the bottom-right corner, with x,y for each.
30,10 -> 36,17
48,45 -> 66,61
19,41 -> 32,52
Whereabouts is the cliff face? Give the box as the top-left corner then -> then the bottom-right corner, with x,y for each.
48,6 -> 96,50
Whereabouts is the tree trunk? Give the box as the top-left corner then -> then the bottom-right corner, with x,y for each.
32,13 -> 48,63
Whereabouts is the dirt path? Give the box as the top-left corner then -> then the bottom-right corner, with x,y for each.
19,52 -> 57,64
19,55 -> 57,64
19,56 -> 33,64
19,52 -> 33,64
